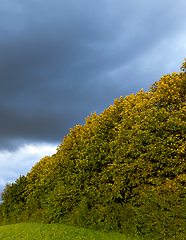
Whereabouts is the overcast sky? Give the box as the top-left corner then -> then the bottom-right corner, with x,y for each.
1,0 -> 186,195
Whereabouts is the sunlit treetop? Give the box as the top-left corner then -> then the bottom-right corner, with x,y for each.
180,58 -> 186,73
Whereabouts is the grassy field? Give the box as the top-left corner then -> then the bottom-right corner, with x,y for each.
0,222 -> 145,240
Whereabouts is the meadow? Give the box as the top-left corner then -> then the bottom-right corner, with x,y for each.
0,222 -> 145,240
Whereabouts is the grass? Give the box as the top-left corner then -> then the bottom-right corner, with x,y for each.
0,222 -> 145,240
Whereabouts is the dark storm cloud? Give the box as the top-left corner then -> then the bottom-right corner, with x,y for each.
0,0 -> 186,151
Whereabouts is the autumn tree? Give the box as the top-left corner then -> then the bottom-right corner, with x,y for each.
1,59 -> 186,239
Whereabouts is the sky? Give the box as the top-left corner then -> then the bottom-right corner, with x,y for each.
1,0 -> 186,195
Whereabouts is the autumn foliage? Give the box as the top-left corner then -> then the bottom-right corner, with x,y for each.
1,59 -> 186,239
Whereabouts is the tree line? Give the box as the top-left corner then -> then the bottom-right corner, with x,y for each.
1,59 -> 186,239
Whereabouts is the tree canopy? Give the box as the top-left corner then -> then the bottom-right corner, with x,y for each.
1,59 -> 186,239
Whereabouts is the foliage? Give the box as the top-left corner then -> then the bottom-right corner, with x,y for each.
0,203 -> 4,226
1,59 -> 186,239
180,58 -> 186,73
1,176 -> 27,224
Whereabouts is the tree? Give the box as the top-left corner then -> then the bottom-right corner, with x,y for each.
1,58 -> 186,239
180,58 -> 186,72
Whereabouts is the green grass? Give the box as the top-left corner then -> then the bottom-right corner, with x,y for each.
0,222 -> 144,240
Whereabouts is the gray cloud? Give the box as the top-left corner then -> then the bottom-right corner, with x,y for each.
0,0 -> 186,153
